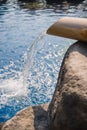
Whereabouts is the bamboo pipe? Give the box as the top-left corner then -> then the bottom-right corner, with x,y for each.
47,17 -> 87,42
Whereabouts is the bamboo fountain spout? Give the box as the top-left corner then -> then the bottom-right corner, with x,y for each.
47,17 -> 87,42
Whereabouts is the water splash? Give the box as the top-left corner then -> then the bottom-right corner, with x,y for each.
0,77 -> 27,105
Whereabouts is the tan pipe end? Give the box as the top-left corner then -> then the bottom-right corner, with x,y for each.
46,17 -> 87,42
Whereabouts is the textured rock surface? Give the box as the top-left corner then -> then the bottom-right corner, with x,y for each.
48,41 -> 87,130
1,104 -> 49,130
0,123 -> 3,130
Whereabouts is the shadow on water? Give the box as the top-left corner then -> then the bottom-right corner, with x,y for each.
18,1 -> 46,10
18,0 -> 84,5
17,0 -> 86,11
18,0 -> 84,4
46,0 -> 84,5
0,0 -> 7,6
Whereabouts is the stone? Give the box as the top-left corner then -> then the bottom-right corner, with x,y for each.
0,123 -> 3,130
1,104 -> 49,130
48,41 -> 87,130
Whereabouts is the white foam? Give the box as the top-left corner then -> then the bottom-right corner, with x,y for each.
0,75 -> 28,105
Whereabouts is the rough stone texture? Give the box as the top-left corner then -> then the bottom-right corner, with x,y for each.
1,104 -> 49,130
48,41 -> 87,130
0,123 -> 3,130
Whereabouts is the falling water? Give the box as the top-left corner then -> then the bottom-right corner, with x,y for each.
22,31 -> 46,88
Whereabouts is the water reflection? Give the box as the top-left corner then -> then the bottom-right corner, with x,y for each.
0,0 -> 7,6
46,0 -> 84,4
17,0 -> 85,12
18,0 -> 84,5
19,1 -> 46,10
78,0 -> 87,11
17,0 -> 87,18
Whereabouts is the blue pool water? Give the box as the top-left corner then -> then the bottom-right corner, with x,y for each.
0,0 -> 86,122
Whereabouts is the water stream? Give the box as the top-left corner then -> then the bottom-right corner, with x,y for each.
22,31 -> 46,87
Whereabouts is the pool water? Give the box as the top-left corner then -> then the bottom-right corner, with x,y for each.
0,0 -> 86,122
